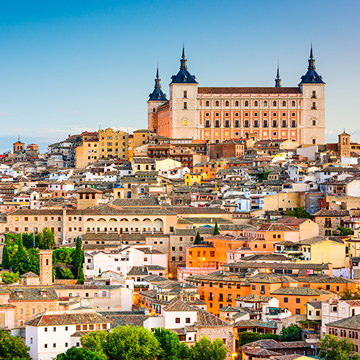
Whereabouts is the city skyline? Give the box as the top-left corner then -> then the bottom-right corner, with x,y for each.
0,0 -> 359,152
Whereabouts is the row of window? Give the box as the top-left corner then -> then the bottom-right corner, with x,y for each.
101,136 -> 126,140
204,111 -> 297,118
101,142 -> 126,146
203,100 -> 300,107
204,120 -> 301,128
184,101 -> 317,110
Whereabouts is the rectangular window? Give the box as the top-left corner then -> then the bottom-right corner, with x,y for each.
175,318 -> 180,324
284,297 -> 288,303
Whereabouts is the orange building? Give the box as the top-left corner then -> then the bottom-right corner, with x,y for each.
186,235 -> 249,270
186,271 -> 251,316
187,272 -> 354,317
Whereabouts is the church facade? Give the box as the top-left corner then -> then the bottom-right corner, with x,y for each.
147,47 -> 325,145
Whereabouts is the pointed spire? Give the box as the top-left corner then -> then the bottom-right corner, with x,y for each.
308,44 -> 316,70
148,65 -> 167,101
180,44 -> 187,70
275,63 -> 281,88
299,44 -> 325,85
154,65 -> 161,89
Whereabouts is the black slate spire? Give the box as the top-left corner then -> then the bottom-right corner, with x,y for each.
299,45 -> 325,85
148,66 -> 167,101
171,46 -> 198,84
275,64 -> 282,88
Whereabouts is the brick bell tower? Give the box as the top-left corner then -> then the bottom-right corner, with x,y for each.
39,250 -> 53,286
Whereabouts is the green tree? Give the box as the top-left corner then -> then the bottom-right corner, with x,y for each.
0,330 -> 31,360
26,248 -> 40,274
53,248 -> 75,266
213,220 -> 220,235
81,330 -> 108,359
103,325 -> 161,360
286,207 -> 312,219
1,272 -> 20,284
194,232 -> 202,245
77,266 -> 85,284
36,228 -> 55,250
73,236 -> 84,278
319,334 -> 359,360
279,324 -> 303,341
55,347 -> 103,360
339,288 -> 360,300
337,226 -> 353,236
22,232 -> 35,249
1,244 -> 10,269
238,331 -> 279,346
189,337 -> 227,360
61,268 -> 75,279
153,328 -> 190,360
11,238 -> 29,275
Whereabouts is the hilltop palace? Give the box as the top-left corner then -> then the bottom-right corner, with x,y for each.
148,46 -> 325,145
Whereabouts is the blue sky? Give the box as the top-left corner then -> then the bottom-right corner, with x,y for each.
0,0 -> 359,152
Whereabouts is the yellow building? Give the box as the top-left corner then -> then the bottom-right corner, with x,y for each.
98,128 -> 129,160
300,236 -> 347,269
345,229 -> 360,258
184,172 -> 207,186
264,192 -> 302,212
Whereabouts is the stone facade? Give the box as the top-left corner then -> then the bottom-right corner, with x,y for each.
196,325 -> 235,360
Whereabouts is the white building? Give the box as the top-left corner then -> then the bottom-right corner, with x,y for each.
26,309 -> 110,360
84,245 -> 168,279
321,298 -> 360,335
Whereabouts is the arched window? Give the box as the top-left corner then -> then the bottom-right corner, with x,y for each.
183,102 -> 187,109
153,108 -> 155,113
215,101 -> 219,107
244,101 -> 249,107
292,101 -> 296,107
273,101 -> 277,107
225,101 -> 229,106
282,101 -> 286,107
264,101 -> 268,107
205,100 -> 210,107
254,101 -> 258,106
235,101 -> 239,106
184,90 -> 187,98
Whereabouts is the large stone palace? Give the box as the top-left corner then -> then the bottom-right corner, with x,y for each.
148,46 -> 325,145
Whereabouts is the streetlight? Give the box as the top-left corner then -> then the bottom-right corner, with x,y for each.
232,352 -> 238,360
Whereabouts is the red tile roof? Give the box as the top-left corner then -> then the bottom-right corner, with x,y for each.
27,312 -> 108,326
